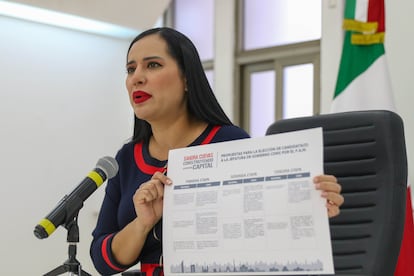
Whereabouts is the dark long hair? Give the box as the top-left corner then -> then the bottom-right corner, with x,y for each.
127,27 -> 233,143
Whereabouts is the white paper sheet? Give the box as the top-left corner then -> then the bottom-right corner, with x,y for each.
163,127 -> 333,275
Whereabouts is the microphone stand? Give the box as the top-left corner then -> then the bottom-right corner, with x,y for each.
43,213 -> 91,276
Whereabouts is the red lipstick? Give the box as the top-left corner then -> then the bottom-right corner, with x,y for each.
132,91 -> 151,104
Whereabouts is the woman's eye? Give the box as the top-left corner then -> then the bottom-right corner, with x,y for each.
148,62 -> 161,68
126,67 -> 135,74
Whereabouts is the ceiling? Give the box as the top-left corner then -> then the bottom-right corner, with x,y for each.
2,0 -> 171,32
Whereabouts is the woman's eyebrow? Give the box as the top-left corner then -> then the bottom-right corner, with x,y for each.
143,55 -> 163,61
126,60 -> 135,66
126,56 -> 163,66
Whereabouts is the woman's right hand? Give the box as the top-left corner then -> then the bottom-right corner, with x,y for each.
111,172 -> 172,265
133,171 -> 172,228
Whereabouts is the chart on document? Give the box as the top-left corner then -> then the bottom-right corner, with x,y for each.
163,128 -> 333,276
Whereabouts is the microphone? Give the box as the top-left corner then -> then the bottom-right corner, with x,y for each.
34,156 -> 119,239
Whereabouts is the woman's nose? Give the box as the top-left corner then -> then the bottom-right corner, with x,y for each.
131,68 -> 146,86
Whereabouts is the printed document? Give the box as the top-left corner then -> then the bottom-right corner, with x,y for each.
163,128 -> 334,275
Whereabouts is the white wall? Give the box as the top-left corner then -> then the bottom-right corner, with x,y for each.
321,0 -> 414,193
0,16 -> 133,275
214,0 -> 236,120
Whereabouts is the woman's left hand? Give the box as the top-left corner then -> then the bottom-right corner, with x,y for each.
314,174 -> 344,218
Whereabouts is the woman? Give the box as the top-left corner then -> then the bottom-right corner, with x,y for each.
90,27 -> 344,276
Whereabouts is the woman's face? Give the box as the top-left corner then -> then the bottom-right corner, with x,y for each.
125,34 -> 187,124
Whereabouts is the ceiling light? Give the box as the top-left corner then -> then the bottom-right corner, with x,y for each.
0,0 -> 139,39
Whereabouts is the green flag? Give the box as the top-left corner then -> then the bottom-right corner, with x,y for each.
331,0 -> 395,112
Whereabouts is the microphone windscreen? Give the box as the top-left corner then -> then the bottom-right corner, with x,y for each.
96,156 -> 119,179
